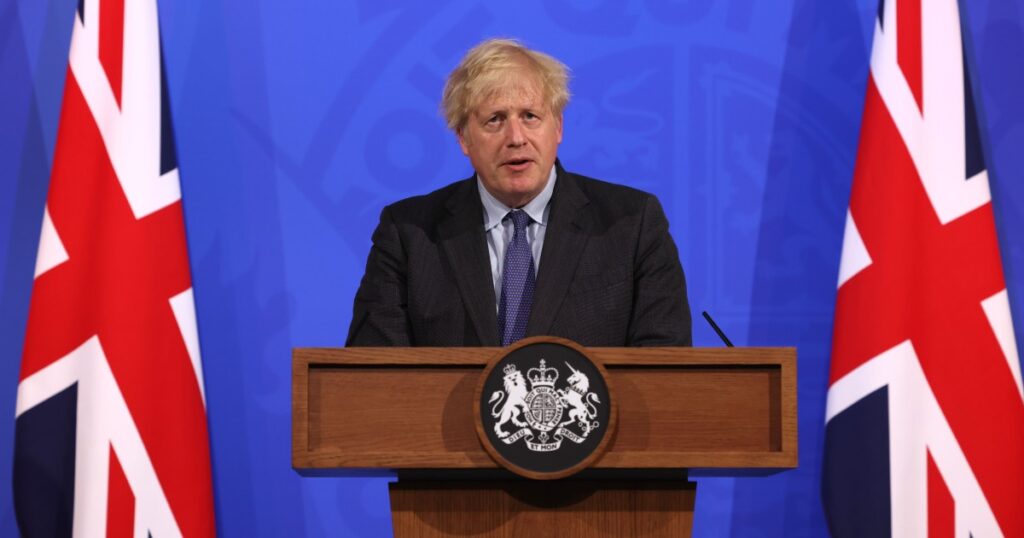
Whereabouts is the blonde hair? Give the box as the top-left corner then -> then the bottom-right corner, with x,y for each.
441,38 -> 570,132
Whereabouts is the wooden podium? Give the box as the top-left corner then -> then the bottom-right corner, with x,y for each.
293,346 -> 796,537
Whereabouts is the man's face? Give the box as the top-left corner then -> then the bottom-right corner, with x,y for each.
458,70 -> 562,208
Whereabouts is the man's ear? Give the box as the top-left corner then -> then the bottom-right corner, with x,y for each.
457,128 -> 470,156
556,114 -> 563,144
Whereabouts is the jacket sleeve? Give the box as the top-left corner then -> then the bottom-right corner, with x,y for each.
626,194 -> 693,346
346,205 -> 413,346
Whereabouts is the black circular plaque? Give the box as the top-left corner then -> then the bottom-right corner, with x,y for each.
475,337 -> 615,479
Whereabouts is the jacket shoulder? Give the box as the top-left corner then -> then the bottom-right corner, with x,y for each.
565,171 -> 659,216
381,177 -> 474,224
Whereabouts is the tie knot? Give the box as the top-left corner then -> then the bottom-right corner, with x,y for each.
507,210 -> 531,232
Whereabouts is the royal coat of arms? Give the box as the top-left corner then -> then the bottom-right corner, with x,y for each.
487,359 -> 601,452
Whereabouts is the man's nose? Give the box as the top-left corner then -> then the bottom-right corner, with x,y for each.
505,119 -> 526,147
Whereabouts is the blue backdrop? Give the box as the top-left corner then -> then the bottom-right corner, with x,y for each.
3,0 -> 1024,536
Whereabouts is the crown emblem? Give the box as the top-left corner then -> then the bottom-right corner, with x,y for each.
527,359 -> 559,387
503,363 -> 518,376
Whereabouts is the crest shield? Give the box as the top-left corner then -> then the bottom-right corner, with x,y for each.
475,337 -> 616,480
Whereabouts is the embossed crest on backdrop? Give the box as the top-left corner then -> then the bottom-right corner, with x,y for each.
475,337 -> 616,479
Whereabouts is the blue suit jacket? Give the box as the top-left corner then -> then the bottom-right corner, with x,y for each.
347,163 -> 692,347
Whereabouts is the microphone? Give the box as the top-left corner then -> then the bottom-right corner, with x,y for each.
701,311 -> 734,347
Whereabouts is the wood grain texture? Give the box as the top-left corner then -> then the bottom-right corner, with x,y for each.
389,480 -> 696,538
293,346 -> 797,470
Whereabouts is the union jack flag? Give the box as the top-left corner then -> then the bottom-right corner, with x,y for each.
823,0 -> 1024,536
13,0 -> 216,535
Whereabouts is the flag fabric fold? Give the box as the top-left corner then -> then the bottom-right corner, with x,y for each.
823,0 -> 1024,536
13,0 -> 216,535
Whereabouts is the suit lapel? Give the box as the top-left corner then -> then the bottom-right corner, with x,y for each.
439,178 -> 500,346
526,167 -> 591,337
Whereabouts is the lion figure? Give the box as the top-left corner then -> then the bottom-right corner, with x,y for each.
489,366 -> 529,438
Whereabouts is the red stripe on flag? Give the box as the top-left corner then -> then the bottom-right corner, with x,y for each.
831,77 -> 1024,536
927,451 -> 954,538
898,0 -> 923,111
99,0 -> 125,107
106,445 -> 135,538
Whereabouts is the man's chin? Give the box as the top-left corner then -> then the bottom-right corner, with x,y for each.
495,181 -> 546,207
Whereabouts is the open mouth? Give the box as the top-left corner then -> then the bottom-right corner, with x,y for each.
503,158 -> 532,168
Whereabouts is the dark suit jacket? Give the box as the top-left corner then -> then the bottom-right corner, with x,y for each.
346,164 -> 691,347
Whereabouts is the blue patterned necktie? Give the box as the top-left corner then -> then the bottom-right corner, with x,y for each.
498,210 -> 535,346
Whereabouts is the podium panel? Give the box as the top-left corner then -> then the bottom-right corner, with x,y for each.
390,480 -> 695,538
294,347 -> 795,469
293,345 -> 796,537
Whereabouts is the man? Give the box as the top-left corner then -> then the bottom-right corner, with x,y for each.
347,38 -> 691,347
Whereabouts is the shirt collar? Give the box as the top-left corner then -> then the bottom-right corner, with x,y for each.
478,166 -> 557,231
